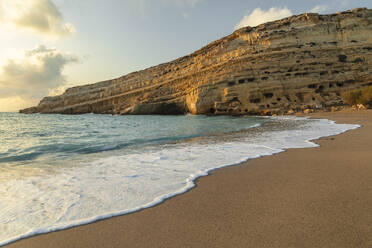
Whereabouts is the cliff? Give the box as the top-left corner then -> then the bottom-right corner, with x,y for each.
20,8 -> 372,115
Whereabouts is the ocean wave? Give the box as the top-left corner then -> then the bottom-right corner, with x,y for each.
0,115 -> 359,246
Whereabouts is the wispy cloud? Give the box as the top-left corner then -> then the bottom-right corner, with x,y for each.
0,0 -> 75,38
310,5 -> 330,14
0,45 -> 79,111
235,7 -> 293,30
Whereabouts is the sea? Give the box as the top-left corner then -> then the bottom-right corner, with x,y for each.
0,112 -> 359,246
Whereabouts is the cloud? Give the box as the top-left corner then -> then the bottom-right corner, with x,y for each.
310,5 -> 330,14
0,0 -> 75,37
0,45 -> 78,111
235,7 -> 293,30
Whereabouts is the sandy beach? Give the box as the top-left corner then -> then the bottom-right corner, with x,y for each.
5,109 -> 372,248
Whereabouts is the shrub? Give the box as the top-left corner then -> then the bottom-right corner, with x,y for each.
342,85 -> 372,107
342,89 -> 362,106
360,86 -> 372,106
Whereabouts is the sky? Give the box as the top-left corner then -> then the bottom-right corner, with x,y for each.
0,0 -> 371,112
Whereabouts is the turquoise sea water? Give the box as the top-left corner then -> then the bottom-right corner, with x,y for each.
0,113 -> 359,246
0,113 -> 264,165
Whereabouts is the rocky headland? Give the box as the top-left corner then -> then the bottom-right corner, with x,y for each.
20,8 -> 372,116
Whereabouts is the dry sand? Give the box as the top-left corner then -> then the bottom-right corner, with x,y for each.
5,109 -> 372,248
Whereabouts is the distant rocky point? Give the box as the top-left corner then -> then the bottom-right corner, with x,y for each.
20,8 -> 372,116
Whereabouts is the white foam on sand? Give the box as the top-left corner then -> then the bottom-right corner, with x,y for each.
0,117 -> 359,246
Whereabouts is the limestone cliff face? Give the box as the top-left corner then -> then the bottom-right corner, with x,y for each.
20,8 -> 372,115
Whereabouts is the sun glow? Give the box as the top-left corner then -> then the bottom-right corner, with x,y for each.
0,96 -> 36,112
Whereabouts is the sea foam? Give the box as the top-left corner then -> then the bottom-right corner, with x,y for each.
0,116 -> 359,246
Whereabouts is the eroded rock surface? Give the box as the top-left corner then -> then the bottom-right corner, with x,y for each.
20,8 -> 372,115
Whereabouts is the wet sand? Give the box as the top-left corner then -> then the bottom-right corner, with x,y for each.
6,109 -> 372,248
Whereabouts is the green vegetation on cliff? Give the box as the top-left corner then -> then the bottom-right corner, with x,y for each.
343,86 -> 372,107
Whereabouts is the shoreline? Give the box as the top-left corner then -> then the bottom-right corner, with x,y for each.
5,109 -> 372,248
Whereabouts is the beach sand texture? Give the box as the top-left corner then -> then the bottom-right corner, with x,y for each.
6,109 -> 372,248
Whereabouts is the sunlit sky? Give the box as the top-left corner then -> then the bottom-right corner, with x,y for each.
0,0 -> 371,112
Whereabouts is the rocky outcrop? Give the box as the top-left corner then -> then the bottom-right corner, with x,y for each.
20,8 -> 372,115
